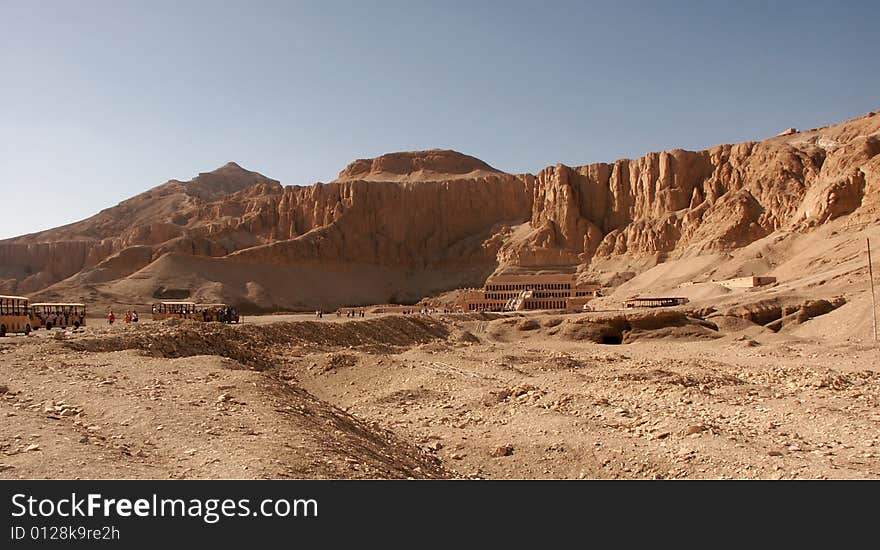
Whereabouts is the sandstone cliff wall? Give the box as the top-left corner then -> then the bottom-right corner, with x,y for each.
515,113 -> 879,266
1,112 -> 878,302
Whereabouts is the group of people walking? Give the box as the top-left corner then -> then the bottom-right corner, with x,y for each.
107,310 -> 138,325
314,309 -> 366,319
401,307 -> 444,315
202,306 -> 239,323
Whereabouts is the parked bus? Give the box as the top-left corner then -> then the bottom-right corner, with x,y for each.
30,303 -> 87,330
197,303 -> 240,324
151,301 -> 201,321
0,295 -> 31,336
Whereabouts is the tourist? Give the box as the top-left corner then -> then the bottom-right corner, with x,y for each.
131,311 -> 138,323
124,311 -> 132,324
107,310 -> 115,325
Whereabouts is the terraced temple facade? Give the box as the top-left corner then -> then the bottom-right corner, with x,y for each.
460,273 -> 600,312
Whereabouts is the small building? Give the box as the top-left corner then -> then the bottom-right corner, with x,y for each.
460,273 -> 600,312
622,297 -> 689,309
716,276 -> 777,289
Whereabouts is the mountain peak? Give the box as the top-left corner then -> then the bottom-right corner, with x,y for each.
185,162 -> 279,200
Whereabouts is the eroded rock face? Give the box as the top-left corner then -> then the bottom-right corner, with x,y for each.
225,174 -> 533,268
1,113 -> 878,306
335,149 -> 502,182
507,113 -> 878,264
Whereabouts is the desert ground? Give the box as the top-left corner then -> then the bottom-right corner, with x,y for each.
2,298 -> 878,480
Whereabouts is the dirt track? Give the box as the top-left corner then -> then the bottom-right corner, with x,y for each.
1,312 -> 879,479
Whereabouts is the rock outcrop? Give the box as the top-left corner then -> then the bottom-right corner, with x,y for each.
1,112 -> 878,309
335,149 -> 502,182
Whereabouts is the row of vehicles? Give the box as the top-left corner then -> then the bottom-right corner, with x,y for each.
0,296 -> 87,336
0,296 -> 239,336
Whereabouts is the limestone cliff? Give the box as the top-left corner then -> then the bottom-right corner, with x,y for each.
1,112 -> 878,310
508,112 -> 879,266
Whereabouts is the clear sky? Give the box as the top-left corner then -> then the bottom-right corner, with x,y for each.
2,0 -> 879,239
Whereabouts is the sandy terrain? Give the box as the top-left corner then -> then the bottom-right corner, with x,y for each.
2,306 -> 877,480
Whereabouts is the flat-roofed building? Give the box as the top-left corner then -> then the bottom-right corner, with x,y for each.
622,297 -> 689,309
716,276 -> 777,289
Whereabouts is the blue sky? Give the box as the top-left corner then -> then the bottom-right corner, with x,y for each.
1,0 -> 878,238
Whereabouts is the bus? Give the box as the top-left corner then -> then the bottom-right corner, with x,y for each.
30,303 -> 87,330
151,301 -> 200,321
0,295 -> 31,336
197,304 -> 240,324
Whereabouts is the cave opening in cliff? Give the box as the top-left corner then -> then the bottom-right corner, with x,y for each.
600,334 -> 623,345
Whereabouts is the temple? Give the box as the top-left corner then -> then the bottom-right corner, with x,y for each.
459,273 -> 601,312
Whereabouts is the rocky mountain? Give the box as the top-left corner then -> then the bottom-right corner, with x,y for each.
1,112 -> 878,311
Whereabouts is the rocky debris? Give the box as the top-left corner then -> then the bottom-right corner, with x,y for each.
684,424 -> 708,436
422,441 -> 443,453
733,337 -> 760,347
813,372 -> 854,390
322,353 -> 359,372
482,384 -> 546,407
481,390 -> 509,407
0,384 -> 8,394
65,316 -> 452,370
42,402 -> 83,419
777,127 -> 798,136
542,352 -> 584,371
516,319 -> 541,332
450,329 -> 480,344
489,444 -> 514,457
